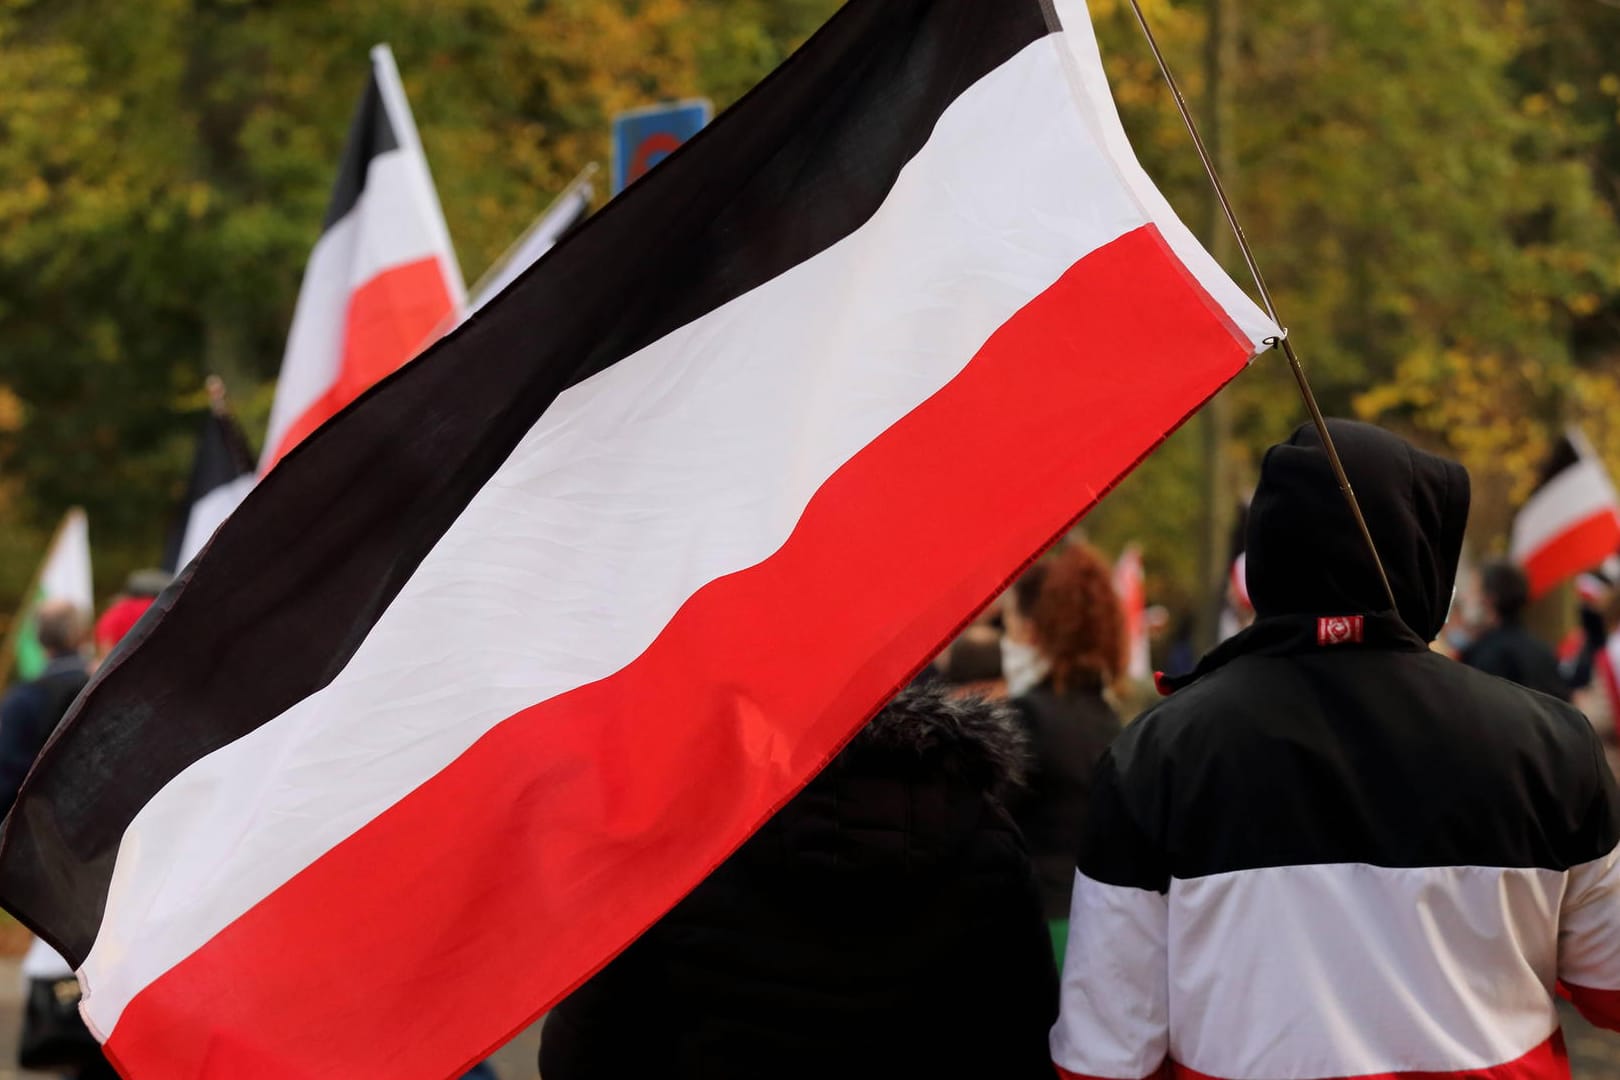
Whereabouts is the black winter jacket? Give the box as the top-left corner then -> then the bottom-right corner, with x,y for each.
1007,680 -> 1119,919
0,656 -> 89,820
541,687 -> 1058,1079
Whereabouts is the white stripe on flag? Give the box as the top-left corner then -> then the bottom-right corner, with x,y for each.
370,45 -> 465,310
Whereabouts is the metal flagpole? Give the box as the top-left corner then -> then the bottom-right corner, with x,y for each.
205,373 -> 231,417
464,162 -> 600,304
1123,0 -> 1401,616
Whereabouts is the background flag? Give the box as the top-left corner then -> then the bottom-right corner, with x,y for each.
163,380 -> 258,572
463,167 -> 595,318
9,509 -> 92,683
1115,544 -> 1151,682
1510,428 -> 1620,599
259,44 -> 464,473
0,1 -> 1275,1075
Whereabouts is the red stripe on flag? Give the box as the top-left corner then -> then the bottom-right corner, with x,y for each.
1157,1032 -> 1569,1080
102,225 -> 1249,1078
1522,507 -> 1620,599
264,256 -> 455,471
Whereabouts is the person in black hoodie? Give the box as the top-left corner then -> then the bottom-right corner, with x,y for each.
1052,420 -> 1620,1080
540,686 -> 1057,1079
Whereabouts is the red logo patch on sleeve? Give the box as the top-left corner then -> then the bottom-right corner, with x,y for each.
1317,615 -> 1364,646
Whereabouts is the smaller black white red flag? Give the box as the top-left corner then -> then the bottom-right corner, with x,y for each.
1511,429 -> 1620,599
163,387 -> 257,571
259,45 -> 464,473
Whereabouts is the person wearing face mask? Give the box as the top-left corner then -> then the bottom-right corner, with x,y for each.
1001,543 -> 1124,956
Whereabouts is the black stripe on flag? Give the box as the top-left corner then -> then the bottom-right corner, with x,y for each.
0,0 -> 1056,964
322,67 -> 401,230
1534,432 -> 1581,490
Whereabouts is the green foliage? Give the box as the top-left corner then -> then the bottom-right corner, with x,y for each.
2,0 -> 1618,621
1083,0 -> 1620,603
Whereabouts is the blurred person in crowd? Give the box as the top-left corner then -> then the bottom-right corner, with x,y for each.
1163,609 -> 1198,678
936,627 -> 1006,697
1052,420 -> 1620,1080
1216,551 -> 1254,642
1459,560 -> 1570,700
1001,543 -> 1123,954
1566,573 -> 1620,776
541,686 -> 1057,1079
921,603 -> 1007,698
0,600 -> 89,819
0,600 -> 113,1080
1435,568 -> 1482,660
91,568 -> 171,666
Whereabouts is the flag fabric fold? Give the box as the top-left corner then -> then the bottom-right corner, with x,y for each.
0,1 -> 1275,1076
1511,429 -> 1620,599
259,44 -> 464,474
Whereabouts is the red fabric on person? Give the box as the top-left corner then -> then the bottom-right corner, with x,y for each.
1172,1032 -> 1568,1080
1057,1032 -> 1572,1080
1563,981 -> 1620,1033
94,598 -> 154,654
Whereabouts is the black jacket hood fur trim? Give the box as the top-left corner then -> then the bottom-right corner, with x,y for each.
850,684 -> 1030,797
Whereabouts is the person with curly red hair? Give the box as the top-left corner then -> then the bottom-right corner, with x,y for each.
1001,541 -> 1125,956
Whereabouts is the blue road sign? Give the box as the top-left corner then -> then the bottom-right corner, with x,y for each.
612,99 -> 712,195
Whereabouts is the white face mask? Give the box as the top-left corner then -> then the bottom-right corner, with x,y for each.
1000,637 -> 1051,697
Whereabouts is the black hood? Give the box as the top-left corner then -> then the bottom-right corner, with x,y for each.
738,686 -> 1029,884
1247,419 -> 1470,642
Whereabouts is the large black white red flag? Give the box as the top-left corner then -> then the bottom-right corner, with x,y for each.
0,1 -> 1273,1076
1511,428 -> 1620,599
259,45 -> 464,472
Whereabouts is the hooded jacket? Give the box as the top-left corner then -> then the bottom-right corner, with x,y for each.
1052,421 -> 1620,1080
540,686 -> 1058,1079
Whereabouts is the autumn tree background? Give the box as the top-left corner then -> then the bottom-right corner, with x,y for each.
2,0 -> 1618,635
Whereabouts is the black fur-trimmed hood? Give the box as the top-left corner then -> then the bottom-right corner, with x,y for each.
848,684 -> 1029,798
735,686 -> 1032,885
